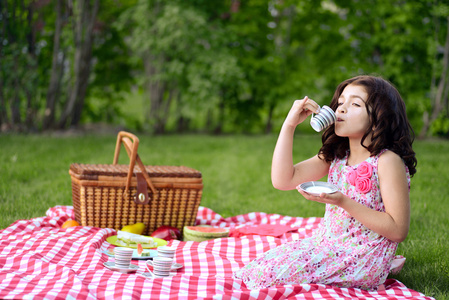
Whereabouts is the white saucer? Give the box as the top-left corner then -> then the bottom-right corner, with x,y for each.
103,249 -> 157,260
298,181 -> 338,196
103,261 -> 139,273
146,260 -> 183,270
140,271 -> 173,279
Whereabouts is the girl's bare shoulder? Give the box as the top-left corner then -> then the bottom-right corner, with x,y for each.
378,150 -> 406,173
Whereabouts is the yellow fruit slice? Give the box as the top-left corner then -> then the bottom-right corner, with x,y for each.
121,222 -> 145,235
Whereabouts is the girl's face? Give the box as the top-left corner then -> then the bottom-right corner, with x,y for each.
334,84 -> 370,140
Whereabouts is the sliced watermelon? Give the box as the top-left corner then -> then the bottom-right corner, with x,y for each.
185,226 -> 228,233
183,225 -> 229,242
137,243 -> 143,256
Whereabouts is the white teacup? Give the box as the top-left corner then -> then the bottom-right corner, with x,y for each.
114,247 -> 133,269
149,256 -> 173,277
310,105 -> 336,132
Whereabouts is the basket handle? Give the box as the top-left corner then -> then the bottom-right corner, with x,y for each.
113,131 -> 157,196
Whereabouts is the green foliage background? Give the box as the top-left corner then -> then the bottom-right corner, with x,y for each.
1,0 -> 449,137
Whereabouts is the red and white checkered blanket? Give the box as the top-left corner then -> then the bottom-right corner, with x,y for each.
0,206 -> 434,299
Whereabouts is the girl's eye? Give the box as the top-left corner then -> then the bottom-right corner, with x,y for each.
337,102 -> 343,106
353,103 -> 361,107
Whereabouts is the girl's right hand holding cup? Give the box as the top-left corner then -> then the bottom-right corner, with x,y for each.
284,96 -> 321,128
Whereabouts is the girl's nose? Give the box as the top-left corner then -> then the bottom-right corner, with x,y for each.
338,104 -> 346,113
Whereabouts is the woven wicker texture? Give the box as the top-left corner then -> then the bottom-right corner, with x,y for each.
70,163 -> 202,178
70,163 -> 203,236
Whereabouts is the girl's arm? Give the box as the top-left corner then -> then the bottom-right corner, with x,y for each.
298,150 -> 410,242
271,97 -> 330,191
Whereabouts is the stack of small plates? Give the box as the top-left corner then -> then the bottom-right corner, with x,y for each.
157,246 -> 176,259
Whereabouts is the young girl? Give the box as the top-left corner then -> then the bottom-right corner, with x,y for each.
233,75 -> 417,291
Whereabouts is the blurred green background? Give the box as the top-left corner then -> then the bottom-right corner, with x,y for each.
1,0 -> 449,137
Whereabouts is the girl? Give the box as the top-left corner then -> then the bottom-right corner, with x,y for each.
233,75 -> 417,291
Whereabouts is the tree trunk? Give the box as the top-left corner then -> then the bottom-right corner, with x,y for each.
143,53 -> 167,134
25,89 -> 36,130
175,92 -> 191,132
419,17 -> 449,138
0,0 -> 6,127
25,1 -> 38,130
205,108 -> 214,133
43,0 -> 63,130
71,45 -> 94,126
214,91 -> 225,134
6,1 -> 21,129
58,0 -> 99,128
11,58 -> 21,127
265,102 -> 275,134
160,87 -> 175,132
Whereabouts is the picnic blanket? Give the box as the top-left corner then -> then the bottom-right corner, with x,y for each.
0,206 -> 434,300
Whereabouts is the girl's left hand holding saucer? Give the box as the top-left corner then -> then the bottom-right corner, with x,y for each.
297,187 -> 347,207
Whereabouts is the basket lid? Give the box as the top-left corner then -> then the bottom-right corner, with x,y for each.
70,163 -> 202,179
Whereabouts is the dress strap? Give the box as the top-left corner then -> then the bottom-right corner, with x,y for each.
370,149 -> 388,166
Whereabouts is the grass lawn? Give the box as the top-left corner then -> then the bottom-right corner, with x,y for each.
1,132 -> 448,299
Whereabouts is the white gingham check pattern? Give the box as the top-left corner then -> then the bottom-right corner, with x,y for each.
0,206 -> 434,299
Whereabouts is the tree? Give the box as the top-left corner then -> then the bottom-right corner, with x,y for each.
420,4 -> 449,138
116,0 -> 244,134
0,0 -> 41,131
1,0 -> 447,136
58,0 -> 99,128
43,0 -> 65,130
326,0 -> 447,137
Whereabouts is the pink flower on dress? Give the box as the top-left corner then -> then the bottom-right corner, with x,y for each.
347,161 -> 373,194
355,177 -> 371,194
347,168 -> 358,186
357,161 -> 373,179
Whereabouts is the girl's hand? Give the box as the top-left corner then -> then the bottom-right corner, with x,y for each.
297,187 -> 347,206
284,96 -> 321,128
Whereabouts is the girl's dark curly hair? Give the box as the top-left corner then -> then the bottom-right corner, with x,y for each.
318,75 -> 417,176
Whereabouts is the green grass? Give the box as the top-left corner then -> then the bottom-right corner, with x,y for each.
0,133 -> 448,299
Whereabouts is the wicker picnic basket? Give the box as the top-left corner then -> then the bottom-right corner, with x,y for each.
69,131 -> 203,236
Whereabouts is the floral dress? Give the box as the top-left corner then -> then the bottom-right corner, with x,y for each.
233,150 -> 411,290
